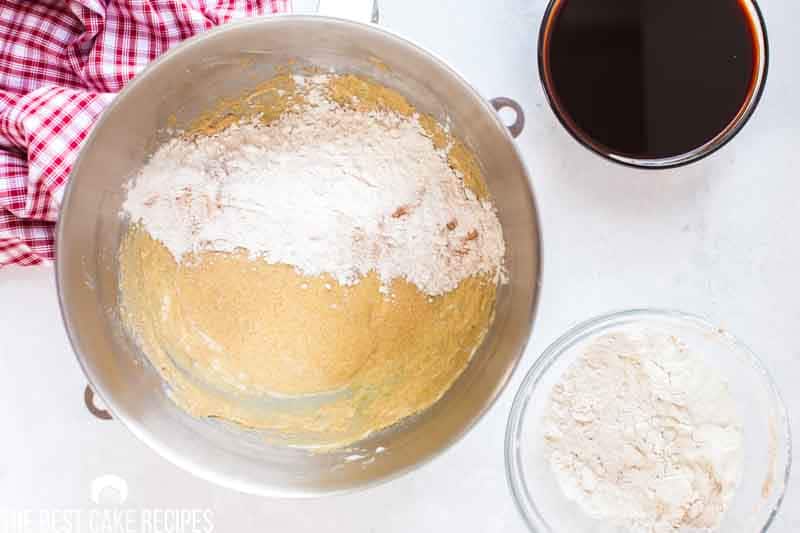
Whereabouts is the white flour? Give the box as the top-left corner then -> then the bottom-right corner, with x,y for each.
544,330 -> 743,532
122,75 -> 504,296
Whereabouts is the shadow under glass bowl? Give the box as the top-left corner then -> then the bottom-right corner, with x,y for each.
506,309 -> 791,532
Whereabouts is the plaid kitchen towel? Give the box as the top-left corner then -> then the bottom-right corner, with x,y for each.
0,0 -> 290,267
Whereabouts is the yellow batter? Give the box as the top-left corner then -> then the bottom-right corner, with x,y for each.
118,72 -> 500,448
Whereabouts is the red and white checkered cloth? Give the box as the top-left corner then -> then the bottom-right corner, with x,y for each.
0,0 -> 290,267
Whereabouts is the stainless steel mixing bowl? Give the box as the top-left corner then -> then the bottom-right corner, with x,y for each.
56,15 -> 541,496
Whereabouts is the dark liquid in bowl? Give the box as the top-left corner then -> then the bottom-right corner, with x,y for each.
541,0 -> 760,160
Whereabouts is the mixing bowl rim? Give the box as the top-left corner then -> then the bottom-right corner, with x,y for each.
504,308 -> 792,532
56,14 -> 543,497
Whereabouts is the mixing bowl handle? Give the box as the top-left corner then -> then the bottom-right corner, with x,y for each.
491,97 -> 525,138
316,0 -> 380,23
84,385 -> 112,420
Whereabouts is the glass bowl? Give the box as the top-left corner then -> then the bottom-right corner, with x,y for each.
505,309 -> 791,532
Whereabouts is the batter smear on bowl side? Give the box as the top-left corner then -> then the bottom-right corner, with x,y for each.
118,72 -> 506,447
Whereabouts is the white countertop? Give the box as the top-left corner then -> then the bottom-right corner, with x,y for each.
1,0 -> 798,531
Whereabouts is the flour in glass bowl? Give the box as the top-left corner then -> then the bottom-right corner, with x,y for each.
544,330 -> 743,532
122,75 -> 505,296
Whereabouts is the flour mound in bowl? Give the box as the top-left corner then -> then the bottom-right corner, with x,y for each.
118,73 -> 506,447
544,330 -> 743,531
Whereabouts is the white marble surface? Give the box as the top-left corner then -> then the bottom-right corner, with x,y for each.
1,0 -> 798,531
